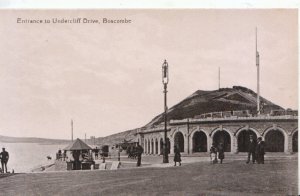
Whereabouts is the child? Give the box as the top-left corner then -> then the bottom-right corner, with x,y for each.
210,143 -> 218,164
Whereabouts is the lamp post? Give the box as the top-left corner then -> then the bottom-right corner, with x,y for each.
162,59 -> 169,163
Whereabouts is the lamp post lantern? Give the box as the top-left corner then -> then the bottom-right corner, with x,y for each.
162,59 -> 169,163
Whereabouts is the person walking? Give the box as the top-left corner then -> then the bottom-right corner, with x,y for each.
136,143 -> 144,167
57,149 -> 62,161
218,143 -> 225,164
246,135 -> 257,164
256,137 -> 265,164
0,148 -> 9,173
63,150 -> 67,161
94,147 -> 99,160
174,145 -> 181,166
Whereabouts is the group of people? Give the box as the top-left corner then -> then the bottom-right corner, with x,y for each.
124,144 -> 144,167
127,145 -> 140,159
93,147 -> 100,159
133,144 -> 182,167
132,144 -> 183,167
0,148 -> 9,173
209,135 -> 265,164
56,149 -> 67,161
210,143 -> 225,164
0,136 -> 266,173
246,136 -> 265,164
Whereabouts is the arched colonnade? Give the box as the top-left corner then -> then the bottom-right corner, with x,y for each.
142,126 -> 297,155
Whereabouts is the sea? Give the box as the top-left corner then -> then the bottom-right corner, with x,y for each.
0,142 -> 67,173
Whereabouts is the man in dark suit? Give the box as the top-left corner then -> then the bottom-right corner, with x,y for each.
0,148 -> 9,173
256,137 -> 265,164
246,135 -> 257,164
136,144 -> 144,167
94,147 -> 99,160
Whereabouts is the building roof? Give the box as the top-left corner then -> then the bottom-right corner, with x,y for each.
64,138 -> 92,151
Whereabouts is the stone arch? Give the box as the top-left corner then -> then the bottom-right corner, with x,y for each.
291,128 -> 298,136
211,128 -> 233,152
144,139 -> 148,154
155,138 -> 158,154
235,127 -> 260,138
148,138 -> 151,154
190,129 -> 208,152
263,126 -> 288,152
170,127 -> 179,138
151,138 -> 154,154
173,131 -> 185,152
292,129 -> 298,152
235,127 -> 260,152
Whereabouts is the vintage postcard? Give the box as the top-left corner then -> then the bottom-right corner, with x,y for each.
0,9 -> 297,195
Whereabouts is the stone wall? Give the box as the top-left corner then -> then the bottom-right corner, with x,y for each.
140,118 -> 298,155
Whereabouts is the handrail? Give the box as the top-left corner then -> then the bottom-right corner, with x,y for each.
171,115 -> 298,124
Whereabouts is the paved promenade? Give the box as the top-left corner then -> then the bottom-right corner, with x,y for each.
0,154 -> 297,196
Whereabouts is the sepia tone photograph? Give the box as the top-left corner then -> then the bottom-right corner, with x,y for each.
0,9 -> 298,195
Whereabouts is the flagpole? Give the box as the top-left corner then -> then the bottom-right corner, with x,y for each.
256,27 -> 260,114
218,67 -> 220,89
71,119 -> 73,142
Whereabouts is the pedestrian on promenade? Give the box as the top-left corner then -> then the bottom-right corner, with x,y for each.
210,143 -> 218,164
136,143 -> 144,167
218,143 -> 225,164
72,150 -> 81,170
63,150 -> 67,161
57,149 -> 62,161
94,147 -> 99,160
246,135 -> 257,164
174,145 -> 181,166
0,148 -> 9,173
256,137 -> 265,164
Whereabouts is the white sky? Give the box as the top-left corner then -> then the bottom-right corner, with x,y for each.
0,9 -> 297,139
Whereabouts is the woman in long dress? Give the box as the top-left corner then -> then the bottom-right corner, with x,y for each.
174,145 -> 181,166
218,143 -> 225,164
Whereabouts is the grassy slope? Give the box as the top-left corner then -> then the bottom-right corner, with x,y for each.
145,86 -> 282,127
96,86 -> 283,146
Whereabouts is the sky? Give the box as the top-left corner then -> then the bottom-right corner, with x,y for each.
0,9 -> 297,139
